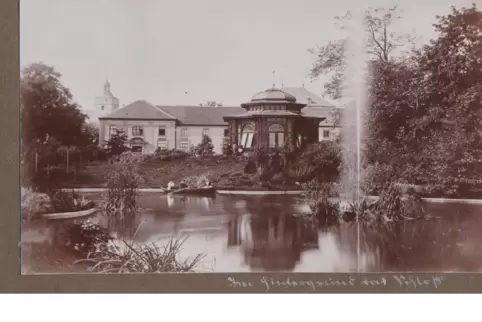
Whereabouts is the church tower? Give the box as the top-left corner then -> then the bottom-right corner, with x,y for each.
94,80 -> 120,117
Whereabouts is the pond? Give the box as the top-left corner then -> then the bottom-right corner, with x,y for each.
21,193 -> 482,273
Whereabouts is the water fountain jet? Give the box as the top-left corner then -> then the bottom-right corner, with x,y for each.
338,10 -> 370,272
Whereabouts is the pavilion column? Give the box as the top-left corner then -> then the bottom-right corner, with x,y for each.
261,118 -> 269,150
255,118 -> 263,150
313,120 -> 320,143
230,120 -> 238,146
287,118 -> 295,152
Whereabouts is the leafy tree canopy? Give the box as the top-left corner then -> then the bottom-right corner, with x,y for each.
21,62 -> 87,148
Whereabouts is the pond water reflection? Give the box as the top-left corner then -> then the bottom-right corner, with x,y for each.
22,193 -> 482,273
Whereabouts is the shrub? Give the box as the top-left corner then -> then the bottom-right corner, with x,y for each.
362,162 -> 397,195
75,235 -> 205,273
182,174 -> 212,188
106,130 -> 129,156
116,151 -> 146,164
290,141 -> 341,184
222,136 -> 232,155
211,169 -> 256,188
194,134 -> 214,156
286,164 -> 317,183
60,220 -> 113,257
154,149 -> 189,161
48,189 -> 95,213
21,187 -> 52,220
369,183 -> 426,221
244,159 -> 257,174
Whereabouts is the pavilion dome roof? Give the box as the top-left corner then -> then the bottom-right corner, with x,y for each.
251,88 -> 297,103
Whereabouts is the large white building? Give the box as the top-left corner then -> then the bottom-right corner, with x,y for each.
97,82 -> 339,154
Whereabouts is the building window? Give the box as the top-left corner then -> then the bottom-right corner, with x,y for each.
132,126 -> 144,136
202,128 -> 209,136
157,139 -> 168,150
180,142 -> 189,151
239,124 -> 255,149
101,105 -> 105,111
109,125 -> 117,136
224,129 -> 229,137
323,130 -> 330,138
269,124 -> 284,148
181,128 -> 188,137
131,146 -> 143,153
158,126 -> 166,136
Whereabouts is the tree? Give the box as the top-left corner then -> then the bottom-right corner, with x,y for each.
21,62 -> 87,148
80,123 -> 99,147
195,134 -> 214,156
308,5 -> 415,99
411,4 -> 482,194
199,100 -> 223,107
106,130 -> 128,156
361,4 -> 482,196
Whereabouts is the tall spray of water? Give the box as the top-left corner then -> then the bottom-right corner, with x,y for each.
338,10 -> 369,272
339,10 -> 369,205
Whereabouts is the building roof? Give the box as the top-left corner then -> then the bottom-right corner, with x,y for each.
223,109 -> 326,120
281,86 -> 335,107
251,88 -> 297,103
99,100 -> 177,120
303,106 -> 339,126
100,102 -> 339,126
98,86 -> 340,126
157,105 -> 244,126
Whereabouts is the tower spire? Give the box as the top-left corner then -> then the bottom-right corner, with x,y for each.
104,79 -> 111,94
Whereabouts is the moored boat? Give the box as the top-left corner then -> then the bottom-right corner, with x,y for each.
42,207 -> 98,220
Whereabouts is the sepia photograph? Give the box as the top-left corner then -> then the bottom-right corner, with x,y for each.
19,0 -> 482,275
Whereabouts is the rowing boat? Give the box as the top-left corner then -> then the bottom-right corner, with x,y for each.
42,208 -> 99,220
163,187 -> 216,196
161,187 -> 216,196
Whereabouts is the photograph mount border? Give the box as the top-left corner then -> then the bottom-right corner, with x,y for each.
2,0 -> 482,293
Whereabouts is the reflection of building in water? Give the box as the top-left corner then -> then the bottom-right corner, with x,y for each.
227,213 -> 319,271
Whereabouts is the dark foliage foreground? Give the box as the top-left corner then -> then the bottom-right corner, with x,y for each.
55,219 -> 205,273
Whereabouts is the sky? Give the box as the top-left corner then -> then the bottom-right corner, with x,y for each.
20,0 -> 477,112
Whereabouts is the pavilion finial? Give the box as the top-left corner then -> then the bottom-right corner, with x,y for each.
272,70 -> 276,89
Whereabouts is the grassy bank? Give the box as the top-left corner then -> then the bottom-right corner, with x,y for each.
55,154 -> 304,191
58,155 -> 247,189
